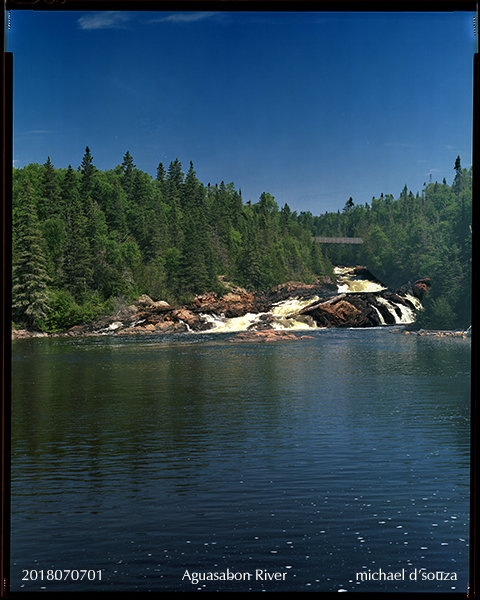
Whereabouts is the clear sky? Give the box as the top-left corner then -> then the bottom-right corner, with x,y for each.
7,8 -> 476,215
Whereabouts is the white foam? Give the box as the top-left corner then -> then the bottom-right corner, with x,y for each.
334,266 -> 387,293
377,297 -> 416,324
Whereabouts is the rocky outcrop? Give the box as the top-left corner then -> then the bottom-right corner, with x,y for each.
11,329 -> 48,338
298,295 -> 375,328
188,290 -> 264,318
186,278 -> 337,318
294,286 -> 419,328
229,330 -> 315,343
399,327 -> 471,339
257,278 -> 337,305
303,298 -> 369,328
11,271 -> 427,339
413,278 -> 431,300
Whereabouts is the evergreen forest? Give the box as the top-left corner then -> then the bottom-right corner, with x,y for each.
11,148 -> 472,332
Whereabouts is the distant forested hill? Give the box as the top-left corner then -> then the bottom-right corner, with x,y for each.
12,148 -> 471,332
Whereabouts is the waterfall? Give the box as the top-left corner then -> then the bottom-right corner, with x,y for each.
195,267 -> 422,333
334,266 -> 387,293
200,298 -> 320,333
405,293 -> 423,311
271,296 -> 320,317
373,306 -> 386,325
199,312 -> 266,332
376,296 -> 416,325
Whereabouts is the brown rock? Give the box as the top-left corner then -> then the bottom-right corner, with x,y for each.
154,322 -> 175,333
136,294 -> 155,306
152,300 -> 171,309
12,329 -> 48,339
230,330 -> 312,343
303,299 -> 371,328
413,278 -> 431,300
171,308 -> 197,327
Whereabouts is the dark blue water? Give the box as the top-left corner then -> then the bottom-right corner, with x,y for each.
10,328 -> 471,592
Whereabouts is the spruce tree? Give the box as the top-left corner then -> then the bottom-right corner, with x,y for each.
108,180 -> 128,235
121,150 -> 136,198
39,156 -> 62,220
241,219 -> 263,289
61,165 -> 79,211
12,181 -> 51,327
156,162 -> 166,183
180,211 -> 210,295
167,158 -> 184,202
63,187 -> 92,301
155,162 -> 167,200
79,146 -> 96,197
453,155 -> 466,195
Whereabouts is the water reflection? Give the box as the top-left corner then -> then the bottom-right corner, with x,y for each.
11,330 -> 470,592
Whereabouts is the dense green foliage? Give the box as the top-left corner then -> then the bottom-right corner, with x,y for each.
12,149 -> 334,331
12,149 -> 471,332
308,157 -> 472,330
12,181 -> 52,327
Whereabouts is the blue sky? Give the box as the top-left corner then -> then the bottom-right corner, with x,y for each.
8,9 -> 476,214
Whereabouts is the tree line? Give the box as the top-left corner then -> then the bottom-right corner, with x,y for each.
11,148 -> 471,332
12,148 -> 334,332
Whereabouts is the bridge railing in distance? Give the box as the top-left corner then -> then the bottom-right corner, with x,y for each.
314,236 -> 364,244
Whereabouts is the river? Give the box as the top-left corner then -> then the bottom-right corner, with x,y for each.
10,328 -> 471,592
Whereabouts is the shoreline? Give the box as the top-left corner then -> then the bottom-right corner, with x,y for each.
10,272 -> 468,341
11,325 -> 472,341
401,327 -> 471,339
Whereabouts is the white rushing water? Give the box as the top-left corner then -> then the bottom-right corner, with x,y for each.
405,293 -> 423,311
271,296 -> 320,317
376,296 -> 416,325
200,297 -> 320,333
195,269 -> 422,332
200,312 -> 265,333
334,266 -> 387,294
372,305 -> 387,325
333,267 -> 421,325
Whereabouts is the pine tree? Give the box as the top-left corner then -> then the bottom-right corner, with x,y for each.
108,180 -> 128,235
63,187 -> 92,301
155,162 -> 167,199
61,165 -> 79,213
12,181 -> 51,327
167,158 -> 184,202
79,146 -> 96,197
39,156 -> 62,220
121,150 -> 136,198
156,162 -> 166,183
453,155 -> 464,194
